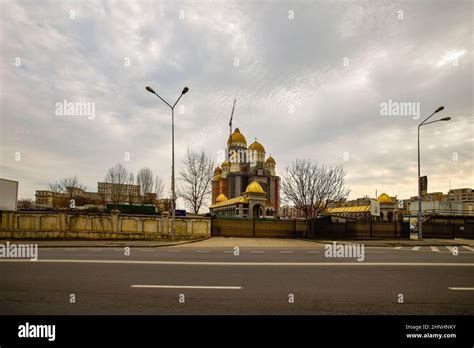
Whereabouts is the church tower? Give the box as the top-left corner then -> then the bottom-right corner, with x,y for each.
211,126 -> 280,215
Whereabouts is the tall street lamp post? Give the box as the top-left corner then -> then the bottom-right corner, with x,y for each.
417,106 -> 450,240
146,85 -> 189,241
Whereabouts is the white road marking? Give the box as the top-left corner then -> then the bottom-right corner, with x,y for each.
307,251 -> 320,254
196,250 -> 209,253
461,246 -> 474,252
1,259 -> 472,267
280,251 -> 293,254
448,287 -> 474,291
223,250 -> 234,253
167,250 -> 181,253
412,246 -> 420,251
430,246 -> 440,252
394,247 -> 402,250
132,285 -> 242,290
446,246 -> 455,252
40,248 -> 74,251
251,251 -> 264,253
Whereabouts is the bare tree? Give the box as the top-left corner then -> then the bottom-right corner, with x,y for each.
136,168 -> 164,204
126,172 -> 135,205
104,163 -> 133,206
47,176 -> 86,209
137,167 -> 154,204
48,181 -> 63,209
17,198 -> 32,209
153,175 -> 164,201
178,148 -> 214,214
60,176 -> 86,207
281,159 -> 350,231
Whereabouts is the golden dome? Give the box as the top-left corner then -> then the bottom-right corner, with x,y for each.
214,166 -> 222,174
221,160 -> 230,167
227,128 -> 247,145
245,180 -> 265,194
377,193 -> 393,203
266,156 -> 276,164
216,193 -> 228,203
248,140 -> 265,154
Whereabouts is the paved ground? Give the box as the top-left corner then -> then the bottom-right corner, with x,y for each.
0,238 -> 473,315
2,236 -> 472,247
180,236 -> 474,248
0,237 -> 210,248
177,237 -> 321,248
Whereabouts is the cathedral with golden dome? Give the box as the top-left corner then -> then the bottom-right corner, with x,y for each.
210,127 -> 280,218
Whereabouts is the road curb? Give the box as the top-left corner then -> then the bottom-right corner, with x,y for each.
296,238 -> 472,247
0,236 -> 211,248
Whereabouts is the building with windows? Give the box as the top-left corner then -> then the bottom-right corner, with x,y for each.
36,187 -> 103,208
410,192 -> 445,202
35,182 -> 165,210
326,193 -> 397,222
406,187 -> 474,216
446,188 -> 474,202
409,188 -> 474,203
279,204 -> 306,219
97,182 -> 142,204
210,180 -> 274,218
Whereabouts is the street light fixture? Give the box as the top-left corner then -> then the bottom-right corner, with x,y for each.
145,86 -> 156,94
146,85 -> 189,241
417,106 -> 450,240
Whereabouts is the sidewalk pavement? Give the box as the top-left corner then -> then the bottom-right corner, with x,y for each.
302,238 -> 474,247
0,237 -> 210,248
176,237 -> 320,248
0,236 -> 472,248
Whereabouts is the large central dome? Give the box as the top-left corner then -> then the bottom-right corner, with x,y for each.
227,128 -> 247,146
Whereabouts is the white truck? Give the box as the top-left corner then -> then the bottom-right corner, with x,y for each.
0,178 -> 19,211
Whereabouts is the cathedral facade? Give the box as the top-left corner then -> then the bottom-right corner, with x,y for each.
210,127 -> 280,218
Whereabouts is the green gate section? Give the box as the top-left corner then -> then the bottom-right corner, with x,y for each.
106,204 -> 157,215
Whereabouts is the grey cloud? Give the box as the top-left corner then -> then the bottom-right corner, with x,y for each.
0,0 -> 472,203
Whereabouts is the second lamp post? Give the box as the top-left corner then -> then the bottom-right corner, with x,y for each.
417,106 -> 451,240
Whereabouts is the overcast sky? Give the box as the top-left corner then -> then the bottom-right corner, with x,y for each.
1,0 -> 472,207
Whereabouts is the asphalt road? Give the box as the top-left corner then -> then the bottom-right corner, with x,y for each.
0,243 -> 473,315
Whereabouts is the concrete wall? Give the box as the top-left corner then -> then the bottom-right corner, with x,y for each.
0,210 -> 210,240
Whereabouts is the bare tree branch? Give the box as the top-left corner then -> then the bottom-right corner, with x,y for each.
48,181 -> 65,209
136,168 -> 164,204
60,175 -> 86,202
104,163 -> 133,206
281,159 -> 350,227
137,167 -> 154,204
154,175 -> 164,199
48,176 -> 85,209
178,148 -> 214,214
